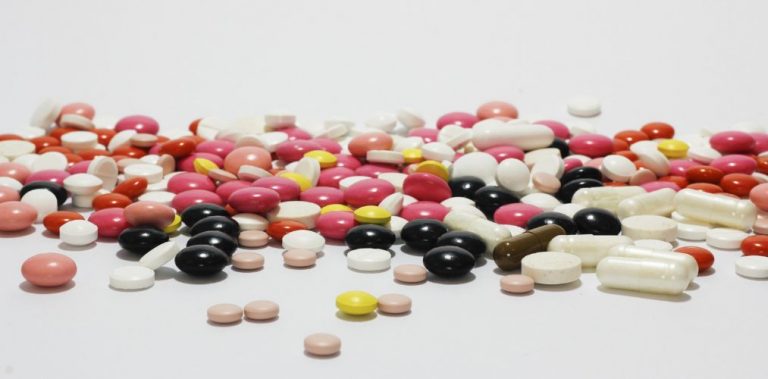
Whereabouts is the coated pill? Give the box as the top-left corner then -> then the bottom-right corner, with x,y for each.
500,274 -> 535,294
59,220 -> 98,246
596,256 -> 689,295
423,246 -> 475,278
393,264 -> 428,283
21,253 -> 77,287
138,241 -> 181,270
706,228 -> 748,250
567,96 -> 601,117
520,252 -> 582,285
735,256 -> 768,279
244,300 -> 279,320
336,290 -> 378,316
109,265 -> 155,290
238,230 -> 270,248
304,333 -> 341,356
231,252 -> 265,270
377,293 -> 412,314
674,246 -> 714,272
283,249 -> 317,268
621,215 -> 678,242
493,224 -> 566,270
282,230 -> 325,253
207,304 -> 243,324
547,234 -> 633,267
443,210 -> 512,253
347,248 -> 391,272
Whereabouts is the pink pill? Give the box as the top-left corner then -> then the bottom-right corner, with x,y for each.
59,102 -> 95,120
563,158 -> 583,172
640,181 -> 680,192
228,187 -> 281,214
749,183 -> 768,212
751,133 -> 768,155
668,159 -> 697,177
533,120 -> 570,140
483,146 -> 525,163
400,201 -> 450,221
0,186 -> 20,203
317,167 -> 355,188
710,155 -> 757,175
584,158 -> 604,169
407,128 -> 439,143
569,134 -> 614,158
403,173 -> 451,203
252,177 -> 300,201
300,186 -> 344,207
344,179 -> 395,208
67,160 -> 92,174
167,172 -> 216,194
0,201 -> 37,231
171,190 -> 223,213
355,163 -> 399,178
709,131 -> 755,154
500,274 -> 534,294
114,115 -> 159,135
476,101 -> 518,120
436,112 -> 478,129
0,162 -> 30,183
87,207 -> 130,238
124,201 -> 175,229
215,180 -> 251,201
148,144 -> 162,155
178,153 -> 223,172
21,253 -> 77,288
494,203 -> 543,227
315,211 -> 357,240
25,170 -> 70,185
276,140 -> 323,163
312,138 -> 342,154
195,140 -> 235,159
223,147 -> 272,173
280,127 -> 312,141
333,154 -> 362,170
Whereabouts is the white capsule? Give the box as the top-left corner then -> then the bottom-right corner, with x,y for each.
621,215 -> 678,242
597,257 -> 689,295
633,239 -> 674,251
609,244 -> 697,282
572,186 -> 646,214
366,150 -> 404,165
617,188 -> 676,219
443,210 -> 511,254
548,235 -> 633,267
674,189 -> 756,230
472,119 -> 554,151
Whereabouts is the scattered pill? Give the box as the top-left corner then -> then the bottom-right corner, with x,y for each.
347,248 -> 391,272
735,255 -> 768,279
377,293 -> 412,314
283,248 -> 317,268
706,227 -> 749,250
59,220 -> 98,246
21,252 -> 77,287
336,290 -> 378,316
500,274 -> 535,294
109,265 -> 155,290
521,252 -> 582,285
393,264 -> 428,283
304,333 -> 341,356
244,300 -> 279,320
207,303 -> 243,324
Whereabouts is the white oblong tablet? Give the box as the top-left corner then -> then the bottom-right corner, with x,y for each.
267,201 -> 321,228
61,131 -> 98,151
347,248 -> 392,272
521,193 -> 561,212
735,256 -> 768,279
676,222 -> 709,241
138,191 -> 175,206
31,152 -> 68,172
377,172 -> 407,192
633,239 -> 674,251
439,125 -> 472,149
366,150 -> 404,165
452,152 -> 498,185
706,228 -> 748,250
0,140 -> 36,160
365,112 -> 397,132
386,216 -> 407,239
521,252 -> 582,285
123,163 -> 163,184
567,96 -> 601,117
421,142 -> 455,162
621,215 -> 677,242
20,189 -> 57,222
109,266 -> 155,290
139,241 -> 181,270
636,149 -> 669,176
232,213 -> 268,231
601,155 -> 637,182
282,230 -> 325,253
237,164 -> 272,181
63,173 -> 103,195
441,196 -> 475,209
30,98 -> 61,128
496,158 -> 530,192
397,108 -> 425,129
292,157 -> 320,186
59,220 -> 98,246
688,145 -> 721,164
378,193 -> 403,215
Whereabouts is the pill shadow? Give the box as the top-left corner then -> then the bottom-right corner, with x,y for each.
282,263 -> 317,270
0,227 -> 36,238
325,240 -> 348,247
698,268 -> 716,277
474,256 -> 488,268
96,237 -> 118,244
58,242 -> 96,252
206,320 -> 242,327
427,273 -> 476,285
18,281 -> 75,294
687,282 -> 700,291
155,266 -> 177,281
231,267 -> 264,273
244,316 -> 279,324
377,310 -> 412,317
393,279 -> 427,286
534,280 -> 582,292
499,289 -> 534,297
581,267 -> 596,274
335,311 -> 377,322
116,249 -> 140,262
399,246 -> 425,257
492,268 -> 520,276
735,274 -> 768,281
597,285 -> 691,302
304,351 -> 341,360
342,249 -> 395,257
348,267 -> 391,274
174,271 -> 228,284
41,230 -> 59,239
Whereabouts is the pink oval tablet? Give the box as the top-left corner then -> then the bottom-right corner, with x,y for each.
477,101 -> 518,120
206,303 -> 243,324
710,155 -> 757,175
0,186 -> 20,204
403,173 -> 451,202
0,201 -> 37,232
668,159 -> 697,177
377,293 -> 412,314
355,163 -> 399,178
640,181 -> 680,192
533,120 -> 570,139
244,300 -> 279,320
344,179 -> 395,208
569,134 -> 614,158
276,140 -> 323,163
59,102 -> 95,120
751,133 -> 768,155
280,127 -> 312,141
215,180 -> 251,201
252,177 -> 300,201
300,186 -> 344,207
313,138 -> 342,154
304,333 -> 341,356
238,230 -> 270,248
407,128 -> 439,143
67,160 -> 92,174
195,140 -> 235,159
315,211 -> 357,240
393,264 -> 428,283
500,274 -> 534,293
223,146 -> 272,173
710,131 -> 755,154
231,252 -> 265,270
114,115 -> 160,135
228,187 -> 281,214
584,157 -> 604,169
563,158 -> 583,172
531,172 -> 561,194
21,252 -> 77,288
170,190 -> 223,213
25,170 -> 71,185
484,146 -> 525,163
283,249 -> 317,268
436,112 -> 478,129
750,183 -> 768,212
0,162 -> 30,182
400,201 -> 450,221
333,154 -> 362,170
124,201 -> 175,229
494,203 -> 543,227
87,207 -> 129,238
317,167 -> 355,188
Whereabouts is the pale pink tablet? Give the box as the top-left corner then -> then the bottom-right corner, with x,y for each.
532,172 -> 561,194
500,274 -> 535,294
283,249 -> 316,268
244,300 -> 279,320
239,230 -> 269,248
393,264 -> 427,283
207,303 -> 243,324
304,333 -> 341,356
231,252 -> 264,270
377,293 -> 412,314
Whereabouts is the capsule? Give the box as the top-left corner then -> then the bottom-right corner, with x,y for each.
608,244 -> 697,282
596,256 -> 690,295
548,235 -> 633,267
673,188 -> 757,231
492,225 -> 566,271
617,188 -> 676,219
443,210 -> 511,254
471,120 -> 555,151
571,186 -> 646,213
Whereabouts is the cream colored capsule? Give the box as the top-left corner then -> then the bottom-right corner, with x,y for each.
443,210 -> 511,254
596,256 -> 689,295
571,186 -> 646,214
608,244 -> 697,283
548,235 -> 633,267
617,188 -> 676,219
673,188 -> 757,231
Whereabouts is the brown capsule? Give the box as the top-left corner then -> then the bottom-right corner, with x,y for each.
492,224 -> 565,271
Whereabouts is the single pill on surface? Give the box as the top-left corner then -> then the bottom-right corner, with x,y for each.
521,252 -> 582,285
282,230 -> 325,253
567,96 -> 601,117
393,264 -> 428,283
238,230 -> 270,248
109,265 -> 155,290
207,303 -> 243,324
706,228 -> 749,250
138,241 -> 181,270
244,300 -> 279,320
336,290 -> 378,316
621,215 -> 678,242
231,252 -> 265,270
377,293 -> 412,314
735,256 -> 768,279
597,256 -> 689,295
21,253 -> 77,287
283,248 -> 317,268
500,274 -> 535,293
347,248 -> 391,272
304,333 -> 341,357
59,220 -> 98,246
609,244 -> 698,282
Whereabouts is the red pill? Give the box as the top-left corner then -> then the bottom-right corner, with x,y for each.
493,203 -> 543,227
315,211 -> 357,240
685,165 -> 724,184
88,207 -> 130,238
43,211 -> 85,234
92,193 -> 133,210
170,189 -> 223,213
741,235 -> 768,257
300,187 -> 345,207
115,115 -> 159,135
333,154 -> 362,170
612,138 -> 629,153
484,146 -> 525,162
344,179 -> 395,208
614,150 -> 638,161
436,112 -> 478,129
568,134 -> 614,158
758,156 -> 768,174
658,176 -> 688,188
640,122 -> 674,139
275,140 -> 323,163
266,220 -> 307,241
720,173 -> 758,197
167,172 -> 216,194
709,131 -> 755,154
0,134 -> 22,141
533,120 -> 570,140
113,177 -> 148,198
188,118 -> 202,134
111,145 -> 146,158
252,177 -> 300,201
78,149 -> 111,160
402,173 -> 451,203
400,201 -> 450,221
686,182 -> 723,193
317,167 -> 355,188
30,136 -> 61,152
614,130 -> 650,145
94,128 -> 116,146
160,138 -> 197,158
49,127 -> 78,140
228,187 -> 281,214
673,246 -> 714,272
39,146 -> 72,155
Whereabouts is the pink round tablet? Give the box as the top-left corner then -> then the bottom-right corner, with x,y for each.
238,230 -> 270,248
276,140 -> 323,163
313,138 -> 342,154
710,155 -> 757,175
436,112 -> 478,129
0,162 -> 30,182
500,274 -> 534,293
283,249 -> 317,268
569,134 -> 614,158
393,264 -> 428,283
344,178 -> 395,208
751,133 -> 768,155
483,146 -> 525,162
403,173 -> 451,202
114,115 -> 160,135
244,300 -> 279,320
124,201 -> 175,229
563,158 -> 583,172
207,303 -> 243,324
300,186 -> 344,207
333,154 -> 362,170
215,180 -> 251,201
400,201 -> 450,221
228,187 -> 281,213
67,160 -> 92,174
223,146 -> 272,173
231,252 -> 265,270
315,211 -> 357,240
304,333 -> 341,356
317,167 -> 355,188
280,127 -> 312,141
21,252 -> 77,288
476,101 -> 518,120
377,293 -> 412,314
170,190 -> 223,213
0,201 -> 38,232
252,177 -> 300,201
709,131 -> 755,154
750,183 -> 768,212
668,159 -> 697,177
87,207 -> 130,238
494,203 -> 543,227
195,140 -> 235,159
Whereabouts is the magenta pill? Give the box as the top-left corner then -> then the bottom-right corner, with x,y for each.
569,134 -> 614,158
276,140 -> 323,163
252,177 -> 300,201
494,203 -> 543,227
317,167 -> 355,188
171,189 -> 223,213
355,163 -> 399,178
484,146 -> 525,163
114,115 -> 159,135
710,155 -> 757,175
333,154 -> 362,170
407,128 -> 439,143
533,120 -> 570,140
280,127 -> 312,141
403,173 -> 451,203
178,153 -> 223,172
25,170 -> 70,185
563,158 -> 583,172
344,179 -> 395,208
312,138 -> 342,154
640,181 -> 680,192
87,207 -> 129,238
215,180 -> 251,200
67,160 -> 92,174
436,112 -> 478,129
300,186 -> 344,207
195,140 -> 235,159
750,133 -> 768,155
668,159 -> 697,177
400,201 -> 450,221
709,131 -> 755,154
228,187 -> 281,214
167,172 -> 216,194
315,211 -> 357,240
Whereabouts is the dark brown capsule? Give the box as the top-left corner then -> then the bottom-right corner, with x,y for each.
492,224 -> 565,271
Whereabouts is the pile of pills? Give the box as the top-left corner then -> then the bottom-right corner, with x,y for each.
6,98 -> 768,356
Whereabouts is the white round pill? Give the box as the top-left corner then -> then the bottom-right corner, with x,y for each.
123,163 -> 163,184
0,140 -> 35,160
496,158 -> 530,192
109,266 -> 155,290
633,239 -> 673,251
59,220 -> 98,246
282,230 -> 325,253
238,164 -> 272,181
87,157 -> 118,190
232,213 -> 268,231
386,216 -> 407,239
63,173 -> 103,195
138,191 -> 175,206
30,98 -> 61,128
292,157 -> 320,186
735,256 -> 768,279
706,228 -> 748,250
347,248 -> 392,272
521,252 -> 582,285
451,152 -> 498,185
59,114 -> 94,130
107,130 -> 136,151
521,193 -> 562,211
365,112 -> 397,132
676,222 -> 709,241
267,201 -> 321,229
20,189 -> 57,222
601,155 -> 637,182
61,131 -> 98,151
567,96 -> 601,117
377,172 -> 406,192
397,108 -> 425,129
621,215 -> 678,242
339,176 -> 370,191
0,177 -> 22,191
139,241 -> 181,270
552,203 -> 587,218
31,152 -> 68,172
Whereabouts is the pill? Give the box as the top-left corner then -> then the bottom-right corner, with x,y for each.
43,211 -> 84,234
520,252 -> 581,285
596,256 -> 689,295
138,241 -> 181,270
336,290 -> 377,316
451,152 -> 498,184
706,227 -> 749,250
20,188 -> 57,223
493,224 -> 566,270
673,246 -> 715,272
609,244 -> 697,282
244,300 -> 279,320
109,265 -> 155,290
621,215 -> 678,242
232,213 -> 269,231
377,293 -> 412,314
123,163 -> 163,184
547,234 -> 633,267
735,256 -> 768,279
551,203 -> 587,218
283,248 -> 317,268
617,188 -> 676,219
572,186 -> 646,213
633,239 -> 674,251
401,219 -> 448,252
347,248 -> 391,272
267,201 -> 321,229
238,230 -> 270,248
21,253 -> 77,288
59,220 -> 98,246
472,120 -> 554,151
282,230 -> 325,253
673,188 -> 757,230
189,216 -> 240,239
304,333 -> 341,356
495,158 -> 530,192
423,246 -> 475,278
566,95 -> 601,117
118,226 -> 170,255
175,245 -> 229,276
500,274 -> 535,294
231,252 -> 265,270
207,303 -> 243,324
353,205 -> 391,225
572,207 -> 622,235
393,264 -> 428,283
443,210 -> 512,254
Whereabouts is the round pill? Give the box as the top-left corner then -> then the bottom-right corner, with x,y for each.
336,290 -> 378,315
304,333 -> 341,357
521,252 -> 582,285
244,300 -> 279,320
231,252 -> 265,270
238,230 -> 269,248
567,96 -> 601,117
109,265 -> 155,290
706,227 -> 749,250
674,246 -> 715,272
393,264 -> 428,283
377,293 -> 412,314
59,220 -> 98,246
347,248 -> 391,272
621,215 -> 678,242
123,163 -> 163,184
207,303 -> 243,324
633,239 -> 674,251
138,241 -> 180,270
21,253 -> 77,287
676,222 -> 709,241
735,255 -> 768,279
283,248 -> 317,268
282,230 -> 325,253
500,274 -> 535,294
353,205 -> 391,225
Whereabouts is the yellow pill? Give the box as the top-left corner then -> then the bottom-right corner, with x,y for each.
193,158 -> 218,175
278,172 -> 312,191
335,290 -> 378,316
414,160 -> 449,180
304,150 -> 337,168
402,148 -> 423,164
321,204 -> 353,214
657,139 -> 689,159
353,205 -> 391,225
163,214 -> 182,234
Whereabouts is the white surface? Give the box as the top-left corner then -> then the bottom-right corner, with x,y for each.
2,1 -> 768,379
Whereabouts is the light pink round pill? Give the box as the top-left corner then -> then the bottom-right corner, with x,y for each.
304,333 -> 341,356
393,264 -> 427,283
377,293 -> 412,314
500,274 -> 535,294
231,252 -> 265,270
244,300 -> 279,320
207,303 -> 243,324
531,172 -> 561,194
238,230 -> 269,248
283,249 -> 317,268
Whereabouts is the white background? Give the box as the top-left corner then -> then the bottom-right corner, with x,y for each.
1,1 -> 768,378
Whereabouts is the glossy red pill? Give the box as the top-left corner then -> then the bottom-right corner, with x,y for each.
674,246 -> 714,272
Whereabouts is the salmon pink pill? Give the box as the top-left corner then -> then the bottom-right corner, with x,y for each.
0,201 -> 37,231
709,131 -> 755,154
315,211 -> 357,240
348,132 -> 393,158
407,128 -> 439,143
0,162 -> 30,182
252,177 -> 300,201
195,140 -> 235,159
476,101 -> 518,120
223,146 -> 271,173
403,173 -> 451,202
170,189 -> 223,213
749,183 -> 768,211
124,201 -> 176,229
400,201 -> 450,221
436,112 -> 478,129
0,186 -> 20,204
21,253 -> 77,288
344,179 -> 395,208
276,140 -> 323,163
710,155 -> 757,175
568,134 -> 613,158
300,186 -> 344,207
114,115 -> 159,135
167,172 -> 216,194
228,187 -> 281,214
484,146 -> 525,163
493,203 -> 543,227
87,207 -> 130,238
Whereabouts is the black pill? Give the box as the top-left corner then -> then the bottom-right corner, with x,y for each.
401,219 -> 449,252
560,166 -> 603,184
189,216 -> 240,238
181,204 -> 230,227
555,178 -> 603,203
572,207 -> 622,235
20,181 -> 68,206
118,226 -> 169,255
423,246 -> 476,278
344,224 -> 396,250
473,186 -> 520,219
548,138 -> 570,157
448,176 -> 486,199
435,231 -> 486,258
175,245 -> 229,276
187,230 -> 238,256
526,211 -> 579,235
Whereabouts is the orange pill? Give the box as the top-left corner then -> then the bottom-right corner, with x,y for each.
49,127 -> 78,140
30,136 -> 61,152
78,149 -> 111,160
720,173 -> 759,197
43,211 -> 85,234
614,130 -> 650,145
39,146 -> 72,154
685,165 -> 724,184
640,122 -> 674,139
686,182 -> 723,193
92,193 -> 133,210
93,128 -> 116,146
658,175 -> 688,188
160,138 -> 197,158
113,177 -> 148,198
112,145 -> 147,158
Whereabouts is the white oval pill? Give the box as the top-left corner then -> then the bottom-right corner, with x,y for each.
267,201 -> 321,228
421,142 -> 455,162
367,150 -> 404,165
30,98 -> 61,128
59,114 -> 94,130
59,220 -> 98,246
61,131 -> 98,151
63,173 -> 103,195
521,193 -> 561,211
87,157 -> 118,190
20,189 -> 57,222
676,222 -> 709,241
386,216 -> 407,239
282,230 -> 325,253
0,177 -> 22,191
123,163 -> 163,184
139,241 -> 181,270
397,108 -> 425,129
377,172 -> 406,192
636,149 -> 670,176
31,152 -> 68,172
365,112 -> 397,132
452,152 -> 498,185
339,176 -> 370,191
567,96 -> 601,117
138,191 -> 175,206
232,213 -> 269,231
347,248 -> 391,272
735,255 -> 768,279
378,192 -> 403,215
107,130 -> 136,151
0,140 -> 36,160
705,228 -> 748,250
109,266 -> 155,290
521,252 -> 582,285
601,155 -> 637,182
472,120 -> 554,151
496,158 -> 530,192
621,215 -> 678,242
552,203 -> 587,218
